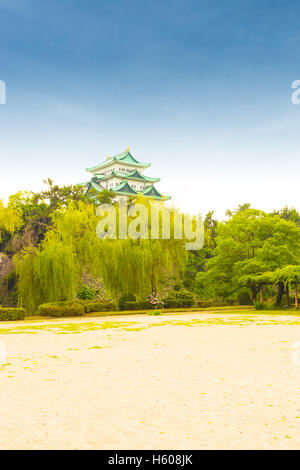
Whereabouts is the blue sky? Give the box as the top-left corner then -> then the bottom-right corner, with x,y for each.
0,0 -> 300,217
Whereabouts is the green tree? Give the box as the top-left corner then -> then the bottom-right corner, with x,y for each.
272,265 -> 300,307
14,201 -> 187,308
4,181 -> 87,254
0,197 -> 22,246
198,209 -> 300,302
273,206 -> 300,226
32,178 -> 85,212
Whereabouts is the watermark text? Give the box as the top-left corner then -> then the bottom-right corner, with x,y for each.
291,80 -> 300,105
0,80 -> 6,104
96,202 -> 204,250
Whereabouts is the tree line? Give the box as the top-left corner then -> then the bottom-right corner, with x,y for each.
1,181 -> 300,309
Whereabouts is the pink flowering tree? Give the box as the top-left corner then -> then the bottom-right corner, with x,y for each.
147,291 -> 165,309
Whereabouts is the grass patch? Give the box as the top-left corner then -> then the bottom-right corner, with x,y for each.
0,321 -> 138,335
24,305 -> 254,321
2,309 -> 300,336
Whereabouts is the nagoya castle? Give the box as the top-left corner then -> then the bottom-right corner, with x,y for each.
79,148 -> 171,201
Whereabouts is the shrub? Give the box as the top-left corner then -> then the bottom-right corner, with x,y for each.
217,299 -> 236,306
254,301 -> 266,310
164,289 -> 196,309
147,291 -> 165,309
196,300 -> 213,308
175,289 -> 195,307
119,293 -> 136,311
77,286 -> 96,300
181,299 -> 195,308
238,291 -> 251,305
123,301 -> 150,310
80,271 -> 108,300
84,300 -> 116,313
280,294 -> 291,307
163,299 -> 181,309
173,283 -> 182,291
0,308 -> 26,321
38,302 -> 85,317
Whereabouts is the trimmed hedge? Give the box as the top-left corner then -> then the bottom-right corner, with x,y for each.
196,299 -> 236,308
119,293 -> 136,311
123,301 -> 150,310
83,300 -> 116,313
196,300 -> 213,308
124,299 -> 196,310
124,297 -> 196,310
163,299 -> 181,309
38,302 -> 85,317
0,308 -> 26,321
38,300 -> 116,317
164,289 -> 196,309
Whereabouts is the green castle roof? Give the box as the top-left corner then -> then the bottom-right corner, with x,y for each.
90,179 -> 105,192
91,169 -> 160,183
111,181 -> 171,200
122,169 -> 160,183
86,150 -> 151,172
81,179 -> 171,200
92,174 -> 106,180
114,150 -> 141,164
142,184 -> 171,200
113,180 -> 138,195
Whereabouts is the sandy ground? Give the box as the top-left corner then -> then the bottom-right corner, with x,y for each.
1,311 -> 300,449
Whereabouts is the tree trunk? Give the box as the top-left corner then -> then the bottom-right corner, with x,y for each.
295,284 -> 298,308
276,281 -> 284,306
251,286 -> 257,304
286,284 -> 290,306
260,285 -> 263,303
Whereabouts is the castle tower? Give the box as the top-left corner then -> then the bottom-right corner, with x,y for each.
79,149 -> 171,201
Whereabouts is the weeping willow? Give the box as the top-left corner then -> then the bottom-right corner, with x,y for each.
15,243 -> 79,310
14,200 -> 188,308
95,238 -> 186,299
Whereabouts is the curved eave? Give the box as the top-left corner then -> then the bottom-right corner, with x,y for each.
86,158 -> 151,173
111,190 -> 171,201
141,184 -> 171,201
113,191 -> 137,197
92,173 -> 106,180
98,170 -> 160,183
90,180 -> 105,192
142,176 -> 161,183
142,194 -> 172,201
112,180 -> 139,195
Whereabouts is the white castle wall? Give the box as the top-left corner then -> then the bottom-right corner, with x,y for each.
93,162 -> 145,176
92,162 -> 149,191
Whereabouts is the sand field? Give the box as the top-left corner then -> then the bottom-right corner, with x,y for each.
1,311 -> 300,449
